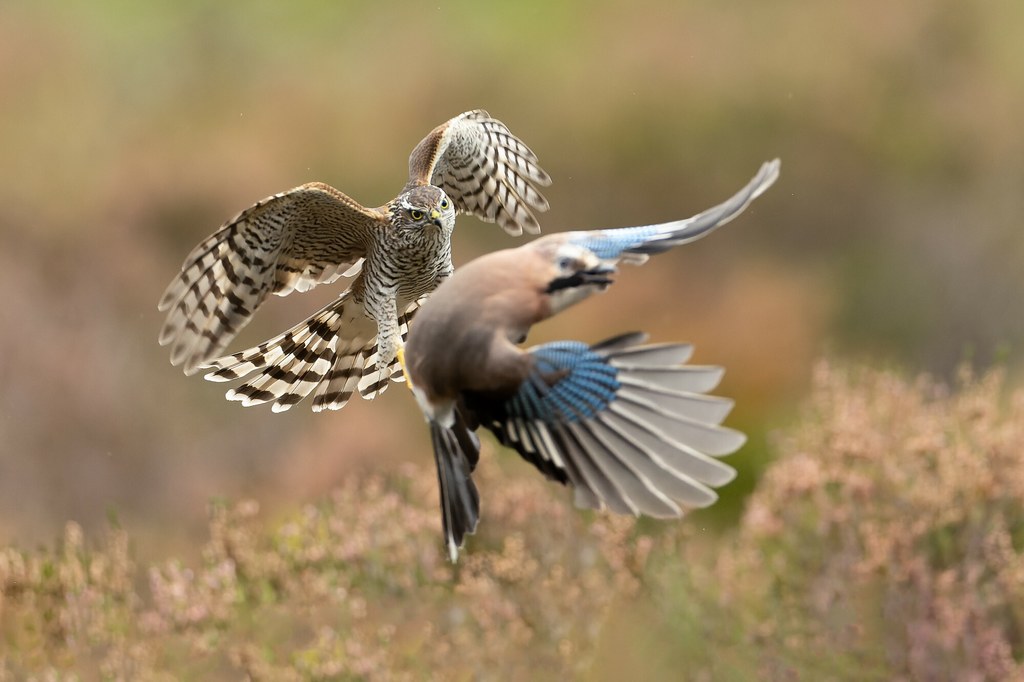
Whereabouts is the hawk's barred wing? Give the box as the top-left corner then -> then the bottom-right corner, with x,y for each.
407,110 -> 551,237
158,183 -> 383,374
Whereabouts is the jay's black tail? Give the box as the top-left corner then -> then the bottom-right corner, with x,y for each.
430,412 -> 481,562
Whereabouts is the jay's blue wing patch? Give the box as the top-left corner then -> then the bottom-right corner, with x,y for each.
506,342 -> 621,423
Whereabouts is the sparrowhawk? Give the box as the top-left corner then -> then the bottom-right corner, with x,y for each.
158,110 -> 550,412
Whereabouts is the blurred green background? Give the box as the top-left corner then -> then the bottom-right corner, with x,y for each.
1,0 -> 1023,672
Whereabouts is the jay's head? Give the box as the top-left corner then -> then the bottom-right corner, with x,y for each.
535,240 -> 616,314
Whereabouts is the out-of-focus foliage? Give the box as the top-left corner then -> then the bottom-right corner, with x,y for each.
1,464 -> 651,680
4,364 -> 1023,680
625,363 -> 1024,681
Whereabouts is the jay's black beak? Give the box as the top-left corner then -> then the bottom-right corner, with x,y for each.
546,264 -> 616,294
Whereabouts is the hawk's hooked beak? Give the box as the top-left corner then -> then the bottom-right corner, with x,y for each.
429,208 -> 443,228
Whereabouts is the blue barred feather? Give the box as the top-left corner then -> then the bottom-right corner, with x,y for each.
505,342 -> 621,423
568,226 -> 665,259
566,157 -> 781,260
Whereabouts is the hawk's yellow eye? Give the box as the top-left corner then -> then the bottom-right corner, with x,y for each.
410,209 -> 424,220
440,197 -> 450,210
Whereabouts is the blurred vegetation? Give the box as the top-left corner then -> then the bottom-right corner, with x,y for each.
4,364 -> 1024,680
2,0 -> 1024,678
639,363 -> 1024,681
1,464 -> 653,680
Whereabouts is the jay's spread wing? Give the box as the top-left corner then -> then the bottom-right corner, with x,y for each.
469,333 -> 742,517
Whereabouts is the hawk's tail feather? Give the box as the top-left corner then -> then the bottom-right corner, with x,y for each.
200,293 -> 419,412
310,347 -> 372,412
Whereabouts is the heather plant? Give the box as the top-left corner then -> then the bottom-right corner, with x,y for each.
5,363 -> 1024,680
645,362 -> 1024,681
1,463 -> 650,680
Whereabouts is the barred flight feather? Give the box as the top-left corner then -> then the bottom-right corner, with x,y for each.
483,337 -> 742,517
158,184 -> 378,374
416,110 -> 551,237
202,293 -> 418,412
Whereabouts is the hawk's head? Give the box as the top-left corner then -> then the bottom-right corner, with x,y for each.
393,185 -> 455,231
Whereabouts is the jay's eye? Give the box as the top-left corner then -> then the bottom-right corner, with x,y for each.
410,209 -> 424,221
557,257 -> 573,270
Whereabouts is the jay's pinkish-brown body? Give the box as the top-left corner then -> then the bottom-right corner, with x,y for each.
405,159 -> 780,561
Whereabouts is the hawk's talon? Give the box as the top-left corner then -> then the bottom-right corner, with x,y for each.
397,345 -> 414,390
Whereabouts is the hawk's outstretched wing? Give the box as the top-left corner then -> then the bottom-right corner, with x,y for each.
158,183 -> 384,374
407,109 -> 551,237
